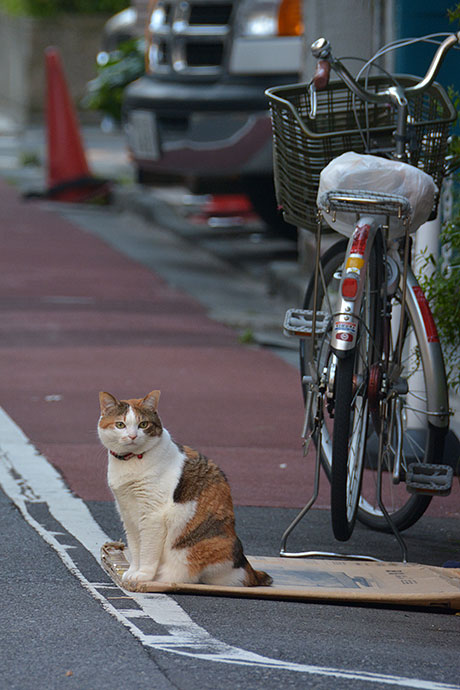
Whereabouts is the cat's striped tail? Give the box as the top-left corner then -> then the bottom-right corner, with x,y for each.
244,562 -> 273,587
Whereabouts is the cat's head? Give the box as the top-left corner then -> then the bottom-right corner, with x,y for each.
98,390 -> 163,455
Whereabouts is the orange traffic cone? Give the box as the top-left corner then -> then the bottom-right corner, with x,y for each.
44,46 -> 110,202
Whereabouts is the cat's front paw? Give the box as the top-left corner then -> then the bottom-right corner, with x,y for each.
122,565 -> 138,583
128,568 -> 156,584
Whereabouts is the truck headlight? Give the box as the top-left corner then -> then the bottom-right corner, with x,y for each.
235,0 -> 303,38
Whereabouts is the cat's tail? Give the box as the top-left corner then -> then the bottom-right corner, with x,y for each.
244,561 -> 273,587
234,536 -> 273,586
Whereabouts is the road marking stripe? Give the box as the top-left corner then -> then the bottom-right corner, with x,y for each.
0,405 -> 458,690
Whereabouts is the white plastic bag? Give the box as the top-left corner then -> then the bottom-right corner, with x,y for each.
317,152 -> 437,238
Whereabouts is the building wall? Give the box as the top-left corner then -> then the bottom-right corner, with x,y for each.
0,12 -> 110,129
301,0 -> 395,80
395,0 -> 459,93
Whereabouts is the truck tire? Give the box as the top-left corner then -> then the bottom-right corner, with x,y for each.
244,176 -> 298,240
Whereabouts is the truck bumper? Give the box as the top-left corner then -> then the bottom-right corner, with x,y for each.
122,75 -> 297,178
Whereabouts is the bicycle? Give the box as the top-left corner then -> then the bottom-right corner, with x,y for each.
266,33 -> 458,557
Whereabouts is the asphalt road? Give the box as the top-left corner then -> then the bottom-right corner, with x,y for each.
0,135 -> 459,689
3,453 -> 460,690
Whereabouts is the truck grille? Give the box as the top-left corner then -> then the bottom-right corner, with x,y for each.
147,0 -> 233,77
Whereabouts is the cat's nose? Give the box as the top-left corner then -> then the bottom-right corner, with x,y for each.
128,433 -> 137,440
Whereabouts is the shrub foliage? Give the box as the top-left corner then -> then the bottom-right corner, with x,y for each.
0,0 -> 129,16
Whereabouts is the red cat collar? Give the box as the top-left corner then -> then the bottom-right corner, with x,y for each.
110,451 -> 144,461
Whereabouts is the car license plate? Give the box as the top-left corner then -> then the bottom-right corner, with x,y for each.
127,110 -> 160,160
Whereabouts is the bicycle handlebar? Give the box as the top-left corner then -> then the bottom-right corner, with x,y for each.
312,60 -> 331,90
311,32 -> 460,103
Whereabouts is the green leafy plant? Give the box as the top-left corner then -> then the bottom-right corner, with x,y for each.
448,5 -> 460,22
418,210 -> 460,393
81,38 -> 145,122
416,0 -> 460,394
20,150 -> 41,166
238,329 -> 256,345
0,0 -> 129,16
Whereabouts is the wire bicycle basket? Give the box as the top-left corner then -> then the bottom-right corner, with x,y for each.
266,75 -> 457,232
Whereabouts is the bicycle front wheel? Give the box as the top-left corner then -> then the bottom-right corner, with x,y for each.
357,280 -> 446,532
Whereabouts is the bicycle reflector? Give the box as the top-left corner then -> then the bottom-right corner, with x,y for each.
342,276 -> 358,299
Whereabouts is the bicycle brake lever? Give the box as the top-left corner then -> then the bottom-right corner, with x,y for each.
309,82 -> 317,119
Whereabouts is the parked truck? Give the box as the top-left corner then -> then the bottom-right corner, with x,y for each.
120,0 -> 304,234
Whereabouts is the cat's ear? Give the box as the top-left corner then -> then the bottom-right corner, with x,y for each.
142,390 -> 161,412
99,391 -> 120,415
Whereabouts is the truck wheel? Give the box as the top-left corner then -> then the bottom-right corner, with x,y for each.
244,176 -> 297,240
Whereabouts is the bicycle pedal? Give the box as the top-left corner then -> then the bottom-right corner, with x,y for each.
405,463 -> 453,496
283,309 -> 329,338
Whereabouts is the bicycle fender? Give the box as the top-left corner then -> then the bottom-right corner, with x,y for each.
331,217 -> 378,357
403,266 -> 449,429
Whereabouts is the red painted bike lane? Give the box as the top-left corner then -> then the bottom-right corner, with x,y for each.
0,179 -> 315,508
0,179 -> 457,519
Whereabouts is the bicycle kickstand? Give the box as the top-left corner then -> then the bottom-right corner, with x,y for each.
279,380 -> 323,557
376,397 -> 409,563
279,376 -> 381,562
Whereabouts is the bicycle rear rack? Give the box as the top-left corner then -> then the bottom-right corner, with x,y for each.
318,190 -> 412,220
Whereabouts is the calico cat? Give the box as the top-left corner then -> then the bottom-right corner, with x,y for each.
98,390 -> 272,588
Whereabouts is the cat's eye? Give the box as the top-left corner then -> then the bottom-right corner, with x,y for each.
138,421 -> 149,429
115,421 -> 126,429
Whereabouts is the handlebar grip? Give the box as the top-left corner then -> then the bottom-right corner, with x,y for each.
313,60 -> 331,90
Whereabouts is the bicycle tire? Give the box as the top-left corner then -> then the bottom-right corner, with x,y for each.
300,237 -> 443,534
330,232 -> 383,540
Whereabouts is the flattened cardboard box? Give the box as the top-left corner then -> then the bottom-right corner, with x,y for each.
101,543 -> 460,609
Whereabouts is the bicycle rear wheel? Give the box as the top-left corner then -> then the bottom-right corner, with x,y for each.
329,232 -> 383,540
300,236 -> 378,540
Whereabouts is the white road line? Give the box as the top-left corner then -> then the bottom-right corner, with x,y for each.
0,405 -> 458,690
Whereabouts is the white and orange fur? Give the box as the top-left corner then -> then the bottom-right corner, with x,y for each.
98,390 -> 272,588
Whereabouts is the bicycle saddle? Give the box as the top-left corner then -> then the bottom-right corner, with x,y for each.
317,152 -> 437,238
